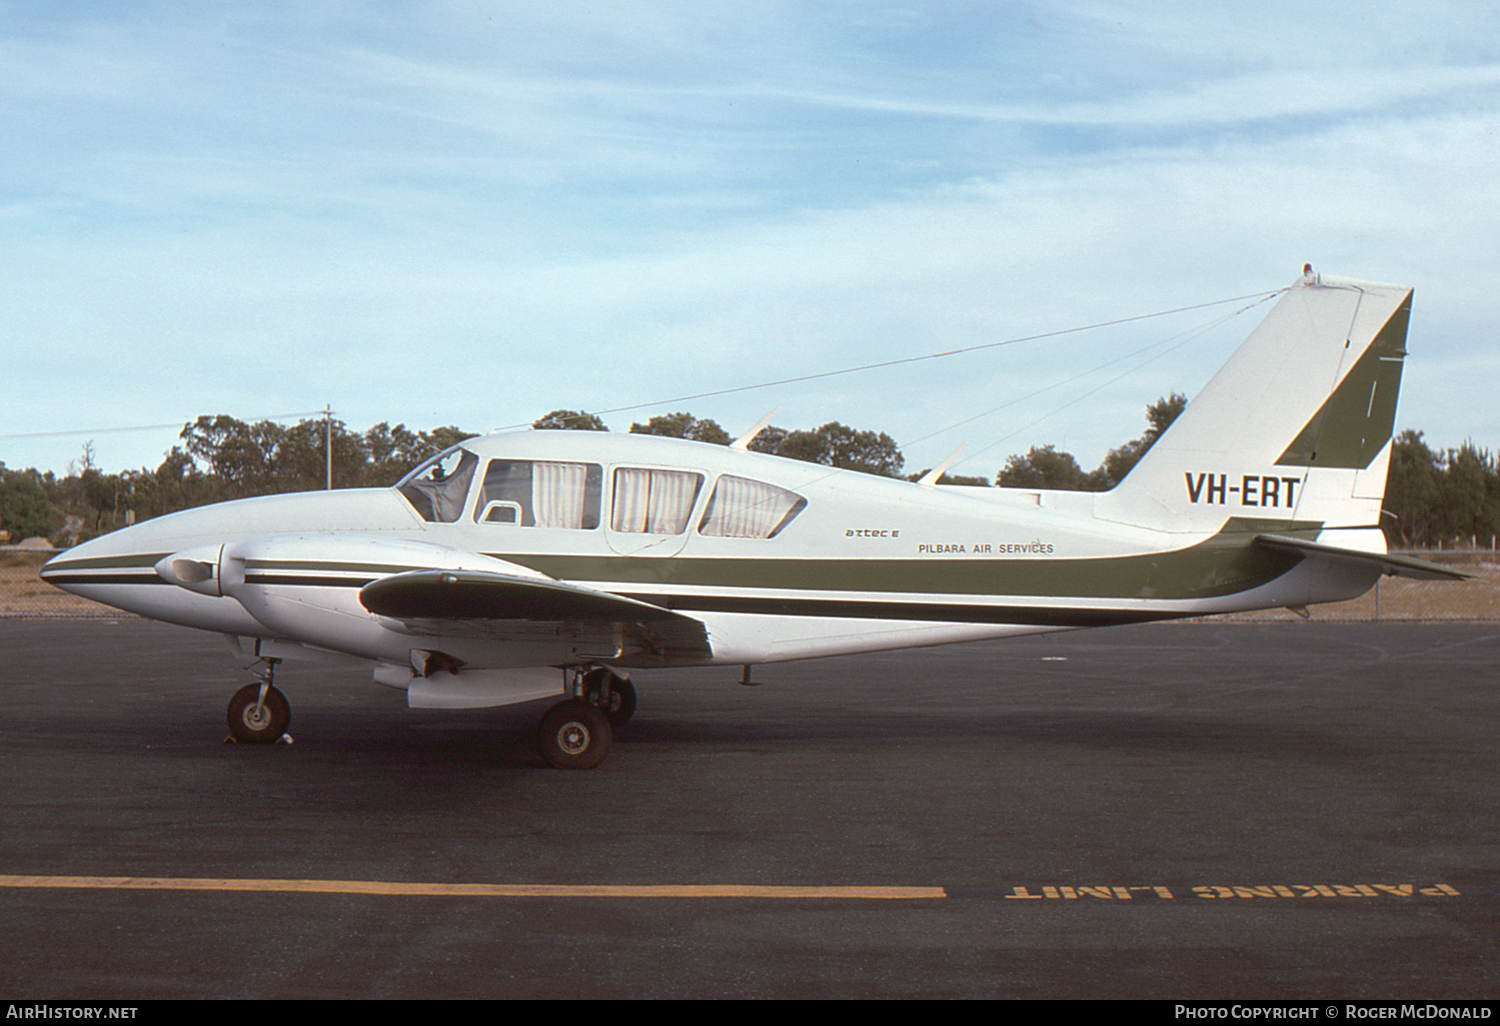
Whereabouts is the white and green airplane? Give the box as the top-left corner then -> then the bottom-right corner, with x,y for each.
42,269 -> 1460,768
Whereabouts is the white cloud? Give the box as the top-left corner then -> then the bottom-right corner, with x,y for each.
3,1 -> 1497,478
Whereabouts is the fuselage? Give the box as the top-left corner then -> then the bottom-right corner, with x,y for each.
41,430 -> 1383,672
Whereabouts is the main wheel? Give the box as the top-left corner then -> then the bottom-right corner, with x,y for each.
583,671 -> 637,728
538,699 -> 612,770
227,683 -> 291,743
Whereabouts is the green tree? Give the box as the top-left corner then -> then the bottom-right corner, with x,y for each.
996,445 -> 1099,490
14,416 -> 488,543
363,422 -> 426,485
630,412 -> 731,445
747,425 -> 788,456
180,415 -> 285,494
422,426 -> 479,452
994,393 -> 1188,492
746,421 -> 904,477
0,467 -> 62,542
1097,392 -> 1187,487
1436,441 -> 1500,546
149,447 -> 223,512
264,418 -> 358,491
361,423 -> 475,486
815,423 -> 904,477
910,471 -> 992,486
772,429 -> 829,465
1383,430 -> 1442,547
533,410 -> 608,431
1380,433 -> 1500,548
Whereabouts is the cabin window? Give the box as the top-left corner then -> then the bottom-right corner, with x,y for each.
474,460 -> 602,529
698,475 -> 807,539
610,468 -> 704,535
396,448 -> 479,523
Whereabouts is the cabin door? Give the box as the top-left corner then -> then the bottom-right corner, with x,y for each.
604,466 -> 705,557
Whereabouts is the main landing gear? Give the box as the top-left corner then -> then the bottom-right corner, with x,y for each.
226,655 -> 292,744
537,667 -> 636,770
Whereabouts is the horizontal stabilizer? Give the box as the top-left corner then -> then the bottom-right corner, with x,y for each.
1253,535 -> 1471,581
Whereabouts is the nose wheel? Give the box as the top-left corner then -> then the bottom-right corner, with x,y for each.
537,699 -> 612,770
226,656 -> 292,744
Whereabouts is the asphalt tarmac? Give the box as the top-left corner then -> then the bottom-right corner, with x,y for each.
1,618 -> 1497,999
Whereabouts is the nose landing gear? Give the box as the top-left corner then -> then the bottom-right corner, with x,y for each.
537,699 -> 611,770
226,655 -> 292,744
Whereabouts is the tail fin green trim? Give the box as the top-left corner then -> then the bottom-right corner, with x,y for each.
1275,291 -> 1411,470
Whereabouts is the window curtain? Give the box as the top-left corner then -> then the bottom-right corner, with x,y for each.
532,461 -> 588,529
611,468 -> 701,534
699,475 -> 802,538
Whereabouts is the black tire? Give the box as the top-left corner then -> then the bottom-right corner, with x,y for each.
584,672 -> 637,728
538,699 -> 612,770
227,683 -> 290,743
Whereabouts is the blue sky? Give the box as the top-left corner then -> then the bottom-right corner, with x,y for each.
4,1 -> 1498,479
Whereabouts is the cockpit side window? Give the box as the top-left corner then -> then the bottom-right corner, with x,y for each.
698,475 -> 807,539
475,460 -> 602,529
610,468 -> 704,535
396,448 -> 479,523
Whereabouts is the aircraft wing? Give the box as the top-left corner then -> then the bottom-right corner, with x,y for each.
358,569 -> 712,657
1253,535 -> 1472,581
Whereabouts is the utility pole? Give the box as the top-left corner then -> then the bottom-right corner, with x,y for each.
324,405 -> 334,490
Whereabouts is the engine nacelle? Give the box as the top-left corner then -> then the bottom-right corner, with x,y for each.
213,533 -> 550,663
154,544 -> 231,597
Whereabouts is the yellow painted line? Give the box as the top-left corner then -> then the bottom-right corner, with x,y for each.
0,875 -> 945,900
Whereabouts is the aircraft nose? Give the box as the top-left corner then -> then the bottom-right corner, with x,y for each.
40,535 -> 96,589
38,526 -> 161,600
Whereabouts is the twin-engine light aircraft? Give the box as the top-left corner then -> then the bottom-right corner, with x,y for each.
42,271 -> 1461,768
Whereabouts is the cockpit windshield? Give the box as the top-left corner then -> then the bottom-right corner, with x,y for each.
396,446 -> 479,523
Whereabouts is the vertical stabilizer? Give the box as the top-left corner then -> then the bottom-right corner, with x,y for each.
1099,272 -> 1412,538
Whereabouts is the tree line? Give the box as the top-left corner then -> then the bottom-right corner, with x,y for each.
2,404 -> 1496,550
0,419 -> 475,544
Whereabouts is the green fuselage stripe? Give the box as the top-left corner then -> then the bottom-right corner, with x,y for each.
489,519 -> 1322,602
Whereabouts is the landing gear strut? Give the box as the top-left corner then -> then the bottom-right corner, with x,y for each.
536,667 -> 636,769
226,655 -> 291,744
580,667 -> 636,728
